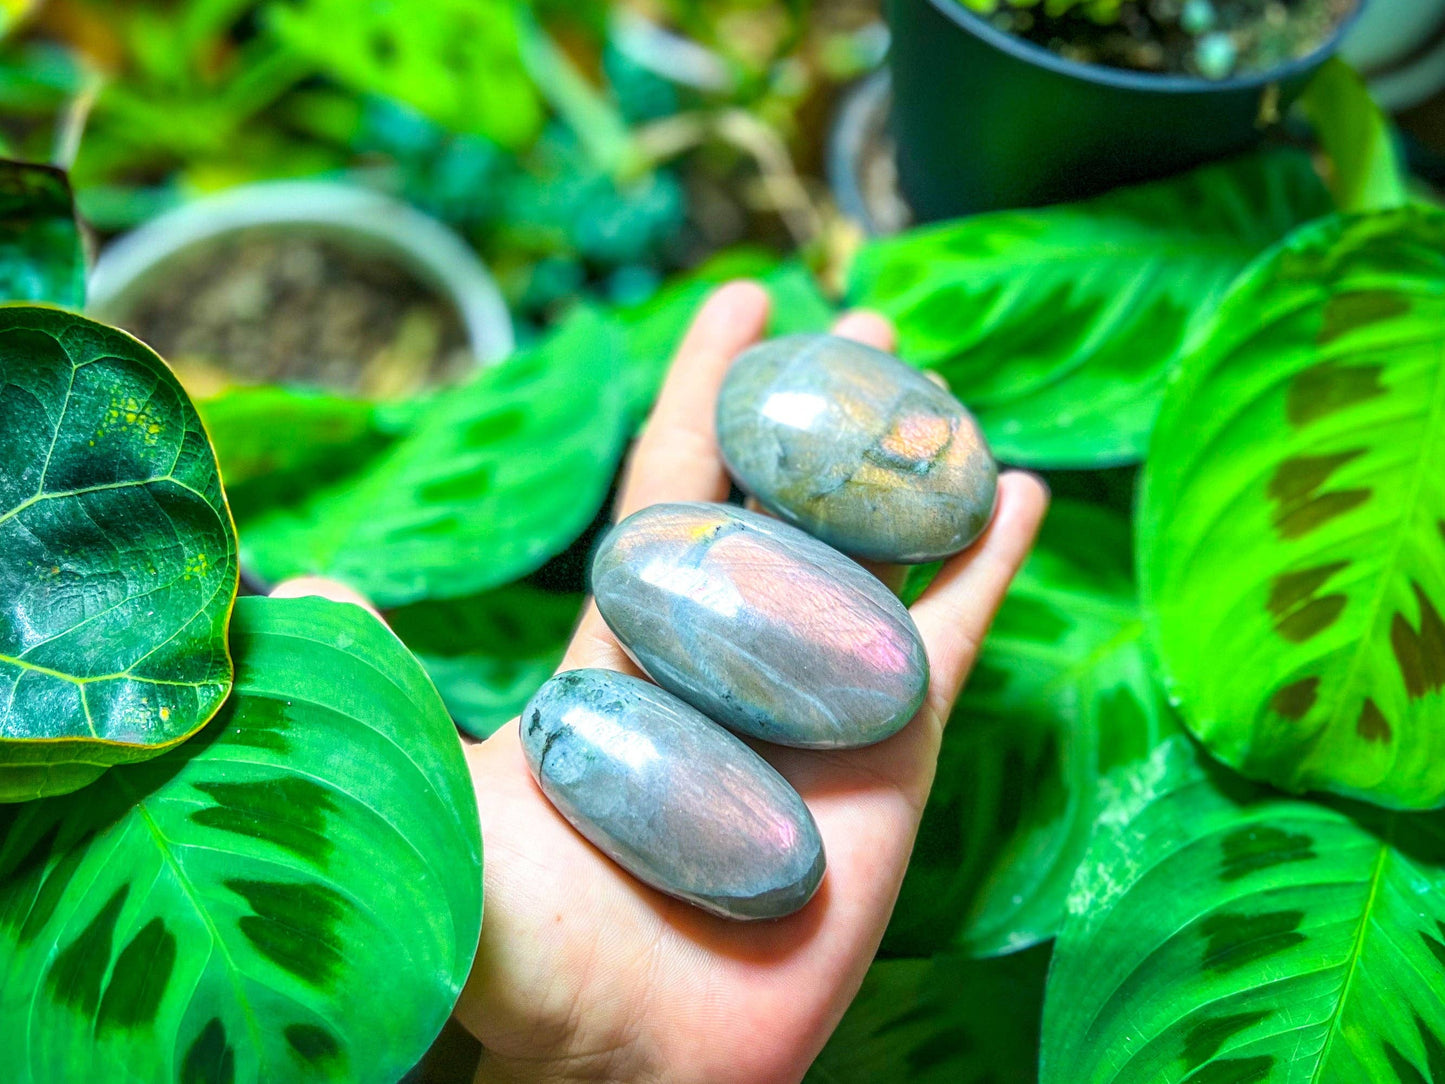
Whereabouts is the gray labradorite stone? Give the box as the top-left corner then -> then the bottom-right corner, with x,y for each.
592,502 -> 929,749
520,668 -> 825,920
716,333 -> 998,563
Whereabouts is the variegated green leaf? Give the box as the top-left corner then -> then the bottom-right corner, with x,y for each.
240,309 -> 627,606
884,500 -> 1175,957
806,947 -> 1048,1084
0,160 -> 84,309
615,248 -> 834,427
1042,735 -> 1445,1084
848,151 -> 1331,467
0,595 -> 482,1082
388,584 -> 580,739
1141,206 -> 1445,808
0,306 -> 239,800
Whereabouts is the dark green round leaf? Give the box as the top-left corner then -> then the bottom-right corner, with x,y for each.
0,595 -> 482,1082
0,306 -> 239,800
1142,207 -> 1445,808
1042,736 -> 1445,1084
849,152 -> 1332,468
885,501 -> 1175,957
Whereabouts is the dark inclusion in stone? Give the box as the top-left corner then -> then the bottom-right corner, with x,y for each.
520,668 -> 825,921
717,333 -> 997,564
592,502 -> 928,749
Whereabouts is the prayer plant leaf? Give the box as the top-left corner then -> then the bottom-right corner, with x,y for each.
387,584 -> 581,740
240,308 -> 627,606
1141,206 -> 1445,809
806,946 -> 1048,1084
884,500 -> 1175,957
0,307 -> 238,800
1042,735 -> 1445,1084
849,151 -> 1332,467
0,595 -> 482,1083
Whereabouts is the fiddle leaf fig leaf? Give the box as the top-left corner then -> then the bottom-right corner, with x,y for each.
1141,206 -> 1445,808
849,151 -> 1331,467
1042,735 -> 1445,1084
240,308 -> 627,606
0,307 -> 239,800
0,595 -> 483,1083
885,500 -> 1176,957
388,584 -> 581,740
0,160 -> 85,308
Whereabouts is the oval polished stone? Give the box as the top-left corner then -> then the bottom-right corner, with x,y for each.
592,502 -> 929,749
716,333 -> 998,563
521,668 -> 825,920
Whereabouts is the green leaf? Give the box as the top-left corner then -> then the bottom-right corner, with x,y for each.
239,309 -> 627,606
884,501 -> 1175,957
805,946 -> 1048,1084
0,594 -> 482,1083
848,151 -> 1332,468
388,584 -> 581,740
616,249 -> 834,425
1141,206 -> 1445,809
197,386 -> 393,524
1300,58 -> 1409,215
1041,735 -> 1445,1084
0,160 -> 84,308
0,307 -> 239,800
268,0 -> 543,148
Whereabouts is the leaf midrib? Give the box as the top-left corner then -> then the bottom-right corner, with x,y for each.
122,780 -> 265,1068
1310,830 -> 1391,1081
1318,337 -> 1445,750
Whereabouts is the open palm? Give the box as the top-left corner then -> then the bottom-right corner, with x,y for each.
440,283 -> 1049,1084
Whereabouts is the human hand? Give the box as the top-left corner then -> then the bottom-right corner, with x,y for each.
449,282 -> 1049,1083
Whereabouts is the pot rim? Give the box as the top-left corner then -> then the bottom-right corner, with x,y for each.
87,179 -> 515,366
919,0 -> 1368,95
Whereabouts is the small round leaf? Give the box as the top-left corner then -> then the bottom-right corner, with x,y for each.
0,306 -> 239,799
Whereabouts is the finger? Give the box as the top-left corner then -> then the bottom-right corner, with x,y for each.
910,471 -> 1049,725
830,309 -> 897,354
269,575 -> 384,621
615,280 -> 771,520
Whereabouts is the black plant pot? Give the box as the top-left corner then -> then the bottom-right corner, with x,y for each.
887,0 -> 1365,220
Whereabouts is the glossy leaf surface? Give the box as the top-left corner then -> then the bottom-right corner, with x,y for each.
0,160 -> 84,308
1043,736 -> 1445,1084
0,307 -> 238,799
388,584 -> 580,739
240,309 -> 627,605
884,501 -> 1174,957
1142,207 -> 1445,808
0,595 -> 482,1082
849,152 -> 1332,467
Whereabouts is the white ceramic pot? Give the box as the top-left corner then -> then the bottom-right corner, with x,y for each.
87,180 -> 515,367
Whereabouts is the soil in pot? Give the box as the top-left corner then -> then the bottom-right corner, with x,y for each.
977,0 -> 1358,80
116,232 -> 474,399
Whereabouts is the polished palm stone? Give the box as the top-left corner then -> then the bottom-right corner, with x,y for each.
716,333 -> 998,563
520,668 -> 825,920
592,502 -> 929,749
